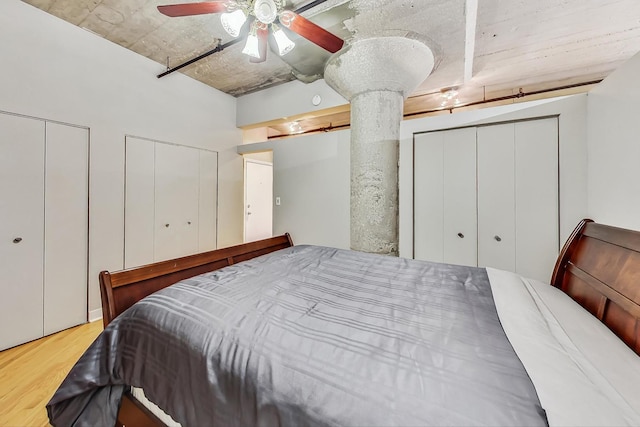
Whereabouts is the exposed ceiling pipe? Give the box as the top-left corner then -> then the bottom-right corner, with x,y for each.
403,79 -> 602,119
158,39 -> 235,78
158,0 -> 329,79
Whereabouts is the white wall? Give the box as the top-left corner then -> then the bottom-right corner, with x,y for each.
236,79 -> 346,127
241,95 -> 588,259
587,52 -> 640,229
0,1 -> 243,317
239,131 -> 351,249
273,131 -> 350,249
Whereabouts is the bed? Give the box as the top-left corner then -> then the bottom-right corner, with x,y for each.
47,219 -> 640,426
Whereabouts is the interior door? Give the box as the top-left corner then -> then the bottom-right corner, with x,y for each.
43,122 -> 89,334
244,159 -> 273,243
477,123 -> 516,272
0,113 -> 45,350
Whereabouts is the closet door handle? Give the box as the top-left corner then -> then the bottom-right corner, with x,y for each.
165,223 -> 170,228
494,235 -> 502,242
13,237 -> 22,244
457,233 -> 464,239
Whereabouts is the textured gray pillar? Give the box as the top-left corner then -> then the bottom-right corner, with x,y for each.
350,90 -> 403,254
325,35 -> 434,255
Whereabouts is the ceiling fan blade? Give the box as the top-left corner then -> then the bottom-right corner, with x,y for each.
250,27 -> 269,63
158,1 -> 228,17
279,11 -> 344,53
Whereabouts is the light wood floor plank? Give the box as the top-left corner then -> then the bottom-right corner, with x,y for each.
0,321 -> 103,427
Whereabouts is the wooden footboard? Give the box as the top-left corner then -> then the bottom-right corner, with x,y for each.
116,392 -> 165,427
551,219 -> 640,355
99,234 -> 293,327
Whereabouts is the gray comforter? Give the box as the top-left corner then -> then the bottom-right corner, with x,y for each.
47,245 -> 547,426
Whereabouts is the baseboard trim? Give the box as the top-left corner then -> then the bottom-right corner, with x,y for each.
88,308 -> 103,322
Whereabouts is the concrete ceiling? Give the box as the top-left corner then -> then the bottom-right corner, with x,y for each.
22,0 -> 356,96
22,0 -> 640,131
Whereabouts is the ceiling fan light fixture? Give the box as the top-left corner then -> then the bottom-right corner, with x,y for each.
220,9 -> 246,38
440,86 -> 460,108
272,23 -> 295,56
289,121 -> 303,134
242,28 -> 262,59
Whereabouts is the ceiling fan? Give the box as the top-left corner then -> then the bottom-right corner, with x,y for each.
157,0 -> 345,63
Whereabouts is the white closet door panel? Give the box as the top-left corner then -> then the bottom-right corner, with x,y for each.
477,123 -> 516,272
154,143 -> 180,261
198,150 -> 218,252
125,137 -> 155,268
414,132 -> 444,262
515,118 -> 559,282
443,127 -> 477,266
178,146 -> 200,256
155,143 -> 199,261
0,114 -> 45,350
44,123 -> 88,335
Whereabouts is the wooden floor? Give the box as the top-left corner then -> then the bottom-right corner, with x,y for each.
0,321 -> 103,427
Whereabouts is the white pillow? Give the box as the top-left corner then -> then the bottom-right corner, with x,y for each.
526,277 -> 640,416
487,268 -> 640,427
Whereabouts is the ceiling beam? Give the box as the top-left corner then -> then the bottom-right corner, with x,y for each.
464,0 -> 478,82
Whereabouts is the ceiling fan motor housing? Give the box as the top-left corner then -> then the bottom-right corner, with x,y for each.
157,0 -> 343,65
254,0 -> 278,24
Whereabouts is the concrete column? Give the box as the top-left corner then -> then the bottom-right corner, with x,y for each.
325,35 -> 434,255
350,90 -> 403,254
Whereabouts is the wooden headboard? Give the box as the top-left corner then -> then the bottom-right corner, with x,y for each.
99,233 -> 293,327
551,219 -> 640,355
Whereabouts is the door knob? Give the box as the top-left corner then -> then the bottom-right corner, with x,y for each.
457,233 -> 464,238
13,237 -> 22,244
165,223 -> 170,228
494,235 -> 502,242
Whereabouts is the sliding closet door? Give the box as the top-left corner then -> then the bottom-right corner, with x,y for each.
477,119 -> 558,280
125,138 -> 218,266
414,128 -> 476,265
514,118 -> 559,282
43,123 -> 88,334
442,127 -> 477,266
198,150 -> 218,252
414,132 -> 444,262
414,118 -> 559,280
0,114 -> 45,350
124,137 -> 155,268
154,143 -> 199,261
477,123 -> 516,272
